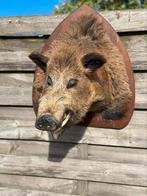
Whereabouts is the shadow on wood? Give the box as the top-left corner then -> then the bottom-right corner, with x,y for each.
48,126 -> 87,162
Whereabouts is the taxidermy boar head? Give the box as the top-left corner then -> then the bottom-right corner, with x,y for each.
29,13 -> 132,139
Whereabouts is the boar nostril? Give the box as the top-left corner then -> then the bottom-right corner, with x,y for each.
35,114 -> 58,131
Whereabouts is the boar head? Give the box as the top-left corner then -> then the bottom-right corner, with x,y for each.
29,15 -> 131,139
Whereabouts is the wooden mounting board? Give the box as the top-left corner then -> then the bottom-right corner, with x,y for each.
34,5 -> 135,129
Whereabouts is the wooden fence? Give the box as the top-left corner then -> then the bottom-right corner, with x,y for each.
0,9 -> 147,196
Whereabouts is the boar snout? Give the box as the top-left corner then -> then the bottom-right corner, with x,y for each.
35,114 -> 58,132
36,108 -> 75,139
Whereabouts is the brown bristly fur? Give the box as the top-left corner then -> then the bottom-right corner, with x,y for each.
33,14 -> 132,126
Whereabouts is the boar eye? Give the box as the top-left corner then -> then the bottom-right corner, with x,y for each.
47,76 -> 53,86
67,79 -> 78,89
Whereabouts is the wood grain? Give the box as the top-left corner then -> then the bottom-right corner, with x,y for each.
0,174 -> 77,195
0,9 -> 147,36
0,38 -> 44,71
0,35 -> 146,71
0,154 -> 146,186
0,140 -> 78,159
0,174 -> 146,196
88,182 -> 147,196
0,188 -> 78,196
0,108 -> 146,148
0,140 -> 146,165
0,72 -> 146,108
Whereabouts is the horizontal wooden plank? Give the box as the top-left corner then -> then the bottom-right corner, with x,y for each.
0,154 -> 146,186
0,174 -> 77,195
122,34 -> 147,71
0,140 -> 78,159
88,145 -> 147,165
0,73 -> 32,106
0,108 -> 146,148
135,73 -> 147,109
0,72 -> 146,109
0,9 -> 147,36
0,38 -> 44,71
0,188 -> 78,196
0,140 -> 146,165
0,174 -> 146,196
0,34 -> 146,71
88,182 -> 147,196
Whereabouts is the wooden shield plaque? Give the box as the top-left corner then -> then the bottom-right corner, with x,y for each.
32,5 -> 135,129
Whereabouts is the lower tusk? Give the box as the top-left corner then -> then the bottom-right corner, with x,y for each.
51,114 -> 71,139
61,114 -> 70,127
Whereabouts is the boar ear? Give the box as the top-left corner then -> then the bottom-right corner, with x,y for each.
29,51 -> 48,71
82,53 -> 106,72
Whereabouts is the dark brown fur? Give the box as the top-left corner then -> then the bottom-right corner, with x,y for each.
31,15 -> 132,130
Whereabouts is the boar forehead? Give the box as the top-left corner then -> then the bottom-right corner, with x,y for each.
46,37 -> 101,70
44,36 -> 105,87
49,54 -> 77,72
46,46 -> 82,78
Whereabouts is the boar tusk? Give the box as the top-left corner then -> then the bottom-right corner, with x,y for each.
50,114 -> 71,139
61,114 -> 70,127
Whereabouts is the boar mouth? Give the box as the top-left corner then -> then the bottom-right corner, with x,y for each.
51,109 -> 75,139
36,109 -> 74,139
51,113 -> 71,139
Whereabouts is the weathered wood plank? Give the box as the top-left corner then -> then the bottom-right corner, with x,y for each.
0,73 -> 32,106
0,108 -> 146,148
0,9 -> 147,36
0,174 -> 146,196
122,34 -> 147,71
0,140 -> 78,159
0,38 -> 44,71
88,145 -> 147,165
135,73 -> 147,109
0,35 -> 146,71
0,72 -> 146,108
0,154 -> 146,186
0,174 -> 77,195
88,182 -> 147,196
0,188 -> 78,196
0,140 -> 146,165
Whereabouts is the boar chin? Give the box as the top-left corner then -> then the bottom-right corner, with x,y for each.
50,113 -> 71,139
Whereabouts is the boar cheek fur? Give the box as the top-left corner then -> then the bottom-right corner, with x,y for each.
32,15 -> 132,124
